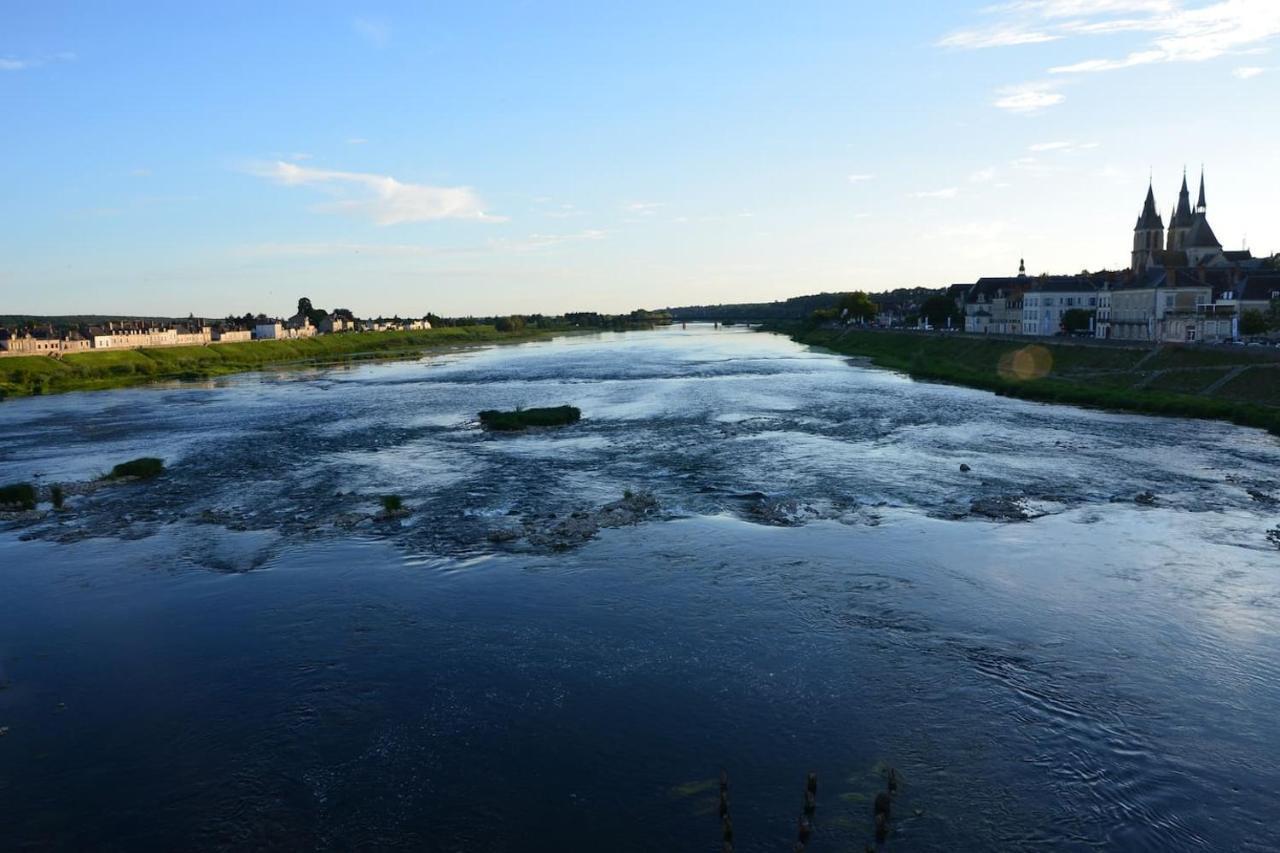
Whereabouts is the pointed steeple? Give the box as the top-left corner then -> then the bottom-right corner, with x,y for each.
1196,166 -> 1206,212
1173,168 -> 1193,227
1135,180 -> 1163,231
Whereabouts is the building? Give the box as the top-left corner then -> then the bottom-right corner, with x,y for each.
212,326 -> 253,343
284,312 -> 318,338
319,315 -> 351,334
253,321 -> 285,340
1131,169 -> 1254,274
88,323 -> 179,350
1022,277 -> 1100,336
1102,268 -> 1212,342
0,327 -> 92,356
962,260 -> 1028,335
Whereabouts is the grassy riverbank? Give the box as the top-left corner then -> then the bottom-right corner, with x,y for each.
0,326 -> 562,399
790,326 -> 1280,436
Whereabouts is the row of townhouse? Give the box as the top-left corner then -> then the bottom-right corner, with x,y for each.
1,313 -> 436,357
956,262 -> 1280,343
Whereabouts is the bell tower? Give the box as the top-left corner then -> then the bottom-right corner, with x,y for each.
1132,180 -> 1164,273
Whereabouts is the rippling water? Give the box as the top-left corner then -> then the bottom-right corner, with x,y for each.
2,326 -> 1278,851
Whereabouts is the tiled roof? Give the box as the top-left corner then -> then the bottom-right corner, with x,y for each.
1184,213 -> 1222,249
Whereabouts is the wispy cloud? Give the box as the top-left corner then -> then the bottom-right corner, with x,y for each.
969,167 -> 998,183
938,27 -> 1060,49
1050,1 -> 1280,73
993,82 -> 1066,112
0,51 -> 75,71
237,242 -> 443,259
353,17 -> 391,47
494,229 -> 607,252
624,201 -> 665,216
944,0 -> 1280,73
846,173 -> 876,183
1028,139 -> 1100,152
237,229 -> 605,259
909,187 -> 960,200
1233,64 -> 1265,77
249,160 -> 505,225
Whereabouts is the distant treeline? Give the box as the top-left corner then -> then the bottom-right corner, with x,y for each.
663,287 -> 942,323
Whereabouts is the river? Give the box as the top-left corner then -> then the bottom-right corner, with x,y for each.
2,325 -> 1278,851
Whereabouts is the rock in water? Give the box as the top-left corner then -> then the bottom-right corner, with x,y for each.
969,496 -> 1029,521
874,791 -> 891,841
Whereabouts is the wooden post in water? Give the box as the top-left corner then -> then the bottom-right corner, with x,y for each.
794,772 -> 816,851
719,769 -> 733,852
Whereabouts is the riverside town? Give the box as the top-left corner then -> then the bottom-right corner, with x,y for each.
6,5 -> 1280,849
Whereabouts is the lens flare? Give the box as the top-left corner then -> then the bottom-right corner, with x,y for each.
998,345 -> 1053,381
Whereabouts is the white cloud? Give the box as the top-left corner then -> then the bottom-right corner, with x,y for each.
237,230 -> 605,259
938,27 -> 1060,49
237,242 -> 442,258
1028,139 -> 1100,152
494,229 -> 607,252
1233,64 -> 1265,77
946,0 -> 1280,106
250,161 -> 505,225
353,17 -> 391,47
994,83 -> 1066,112
1,51 -> 75,71
969,167 -> 998,183
909,187 -> 960,199
625,201 -> 665,215
847,173 -> 876,183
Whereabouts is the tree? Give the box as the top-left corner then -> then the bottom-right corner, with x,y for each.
809,307 -> 839,325
297,297 -> 314,316
919,295 -> 960,329
837,291 -> 878,322
1061,308 -> 1095,334
495,315 -> 526,333
1240,310 -> 1268,336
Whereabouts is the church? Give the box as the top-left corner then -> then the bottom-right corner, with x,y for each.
1131,169 -> 1254,273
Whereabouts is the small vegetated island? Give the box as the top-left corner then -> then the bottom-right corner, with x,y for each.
102,457 -> 166,480
478,405 -> 581,432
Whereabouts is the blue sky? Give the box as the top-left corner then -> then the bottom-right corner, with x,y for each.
2,1 -> 1278,317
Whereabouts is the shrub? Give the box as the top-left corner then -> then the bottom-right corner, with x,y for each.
478,405 -> 581,431
0,483 -> 37,511
380,494 -> 404,513
104,457 -> 165,480
50,485 -> 65,509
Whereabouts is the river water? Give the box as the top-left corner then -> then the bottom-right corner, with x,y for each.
2,326 -> 1278,851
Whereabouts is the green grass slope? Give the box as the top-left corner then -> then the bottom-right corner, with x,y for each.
790,327 -> 1280,436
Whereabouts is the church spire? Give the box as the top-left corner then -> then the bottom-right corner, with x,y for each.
1135,180 -> 1162,231
1172,168 -> 1194,228
1196,166 -> 1206,212
1018,257 -> 1026,277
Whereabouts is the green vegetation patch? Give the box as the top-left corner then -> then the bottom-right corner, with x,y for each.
104,457 -> 165,480
0,482 -> 37,510
478,405 -> 582,431
0,326 -> 568,399
790,327 -> 1280,437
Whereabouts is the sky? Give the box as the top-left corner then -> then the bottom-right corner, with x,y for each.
2,1 -> 1279,318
